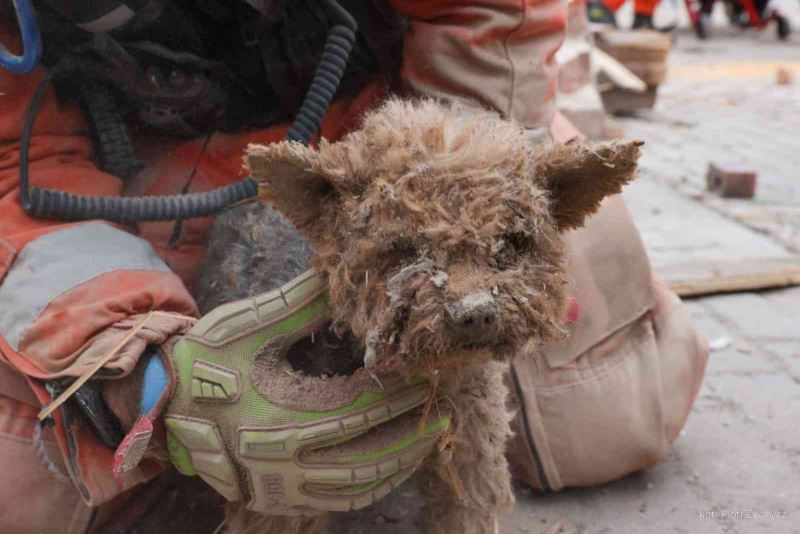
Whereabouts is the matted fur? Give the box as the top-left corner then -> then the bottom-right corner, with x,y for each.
248,99 -> 641,374
202,99 -> 640,533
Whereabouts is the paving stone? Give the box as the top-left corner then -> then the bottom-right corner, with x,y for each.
504,459 -> 728,534
622,179 -> 794,279
684,301 -> 776,376
702,293 -> 799,341
681,371 -> 800,532
758,340 -> 800,384
762,286 -> 800,315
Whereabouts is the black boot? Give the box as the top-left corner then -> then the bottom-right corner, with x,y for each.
695,12 -> 711,39
588,0 -> 617,27
632,12 -> 654,29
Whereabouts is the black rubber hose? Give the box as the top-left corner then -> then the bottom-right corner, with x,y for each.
19,0 -> 356,223
17,57 -> 261,222
286,25 -> 355,144
24,179 -> 260,223
286,0 -> 356,143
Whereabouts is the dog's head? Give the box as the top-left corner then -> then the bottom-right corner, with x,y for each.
247,99 -> 641,372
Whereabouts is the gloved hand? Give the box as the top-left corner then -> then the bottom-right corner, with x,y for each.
156,270 -> 449,515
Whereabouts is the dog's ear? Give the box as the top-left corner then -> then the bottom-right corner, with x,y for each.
246,141 -> 340,235
533,140 -> 643,230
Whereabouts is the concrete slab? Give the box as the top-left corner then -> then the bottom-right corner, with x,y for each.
684,300 -> 773,376
503,457 -> 728,534
701,293 -> 800,341
623,180 -> 793,269
684,370 -> 800,532
762,286 -> 800,315
622,179 -> 800,294
758,340 -> 800,384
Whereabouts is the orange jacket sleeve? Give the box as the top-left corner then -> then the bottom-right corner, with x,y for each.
0,15 -> 201,505
0,18 -> 198,382
391,0 -> 567,129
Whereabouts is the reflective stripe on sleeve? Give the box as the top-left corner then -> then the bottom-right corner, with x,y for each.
0,223 -> 170,350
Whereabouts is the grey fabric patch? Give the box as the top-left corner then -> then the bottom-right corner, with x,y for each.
0,223 -> 170,350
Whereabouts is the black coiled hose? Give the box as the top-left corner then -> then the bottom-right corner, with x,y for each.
286,27 -> 355,143
19,0 -> 357,223
23,177 -> 260,223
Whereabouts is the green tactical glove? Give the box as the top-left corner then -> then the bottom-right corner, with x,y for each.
162,270 -> 449,515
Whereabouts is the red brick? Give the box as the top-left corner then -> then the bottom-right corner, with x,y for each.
706,162 -> 758,199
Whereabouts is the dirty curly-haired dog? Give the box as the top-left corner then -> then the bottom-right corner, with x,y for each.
195,99 -> 642,533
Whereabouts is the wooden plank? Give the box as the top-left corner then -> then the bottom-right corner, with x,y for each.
594,29 -> 671,61
591,48 -> 647,92
661,257 -> 800,297
667,61 -> 800,82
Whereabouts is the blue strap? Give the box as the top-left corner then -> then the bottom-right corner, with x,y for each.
140,349 -> 168,414
0,0 -> 42,75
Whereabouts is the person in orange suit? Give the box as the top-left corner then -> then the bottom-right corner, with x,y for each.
0,1 -> 573,531
588,0 -> 662,29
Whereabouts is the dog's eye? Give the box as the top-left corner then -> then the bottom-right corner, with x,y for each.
496,232 -> 531,268
504,232 -> 531,253
389,239 -> 418,257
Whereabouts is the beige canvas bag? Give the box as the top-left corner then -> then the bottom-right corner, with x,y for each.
507,194 -> 709,491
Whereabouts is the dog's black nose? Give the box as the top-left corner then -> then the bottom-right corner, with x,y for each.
445,292 -> 500,345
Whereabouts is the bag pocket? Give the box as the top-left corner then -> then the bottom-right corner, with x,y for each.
510,313 -> 669,491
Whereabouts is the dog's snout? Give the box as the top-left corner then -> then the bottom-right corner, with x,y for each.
446,292 -> 500,345
461,309 -> 497,328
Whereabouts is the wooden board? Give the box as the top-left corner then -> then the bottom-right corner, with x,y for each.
594,29 -> 671,62
659,257 -> 800,297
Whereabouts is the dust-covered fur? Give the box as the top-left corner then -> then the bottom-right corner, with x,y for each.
197,99 -> 640,533
416,360 -> 516,533
248,99 -> 640,374
196,202 -> 314,313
